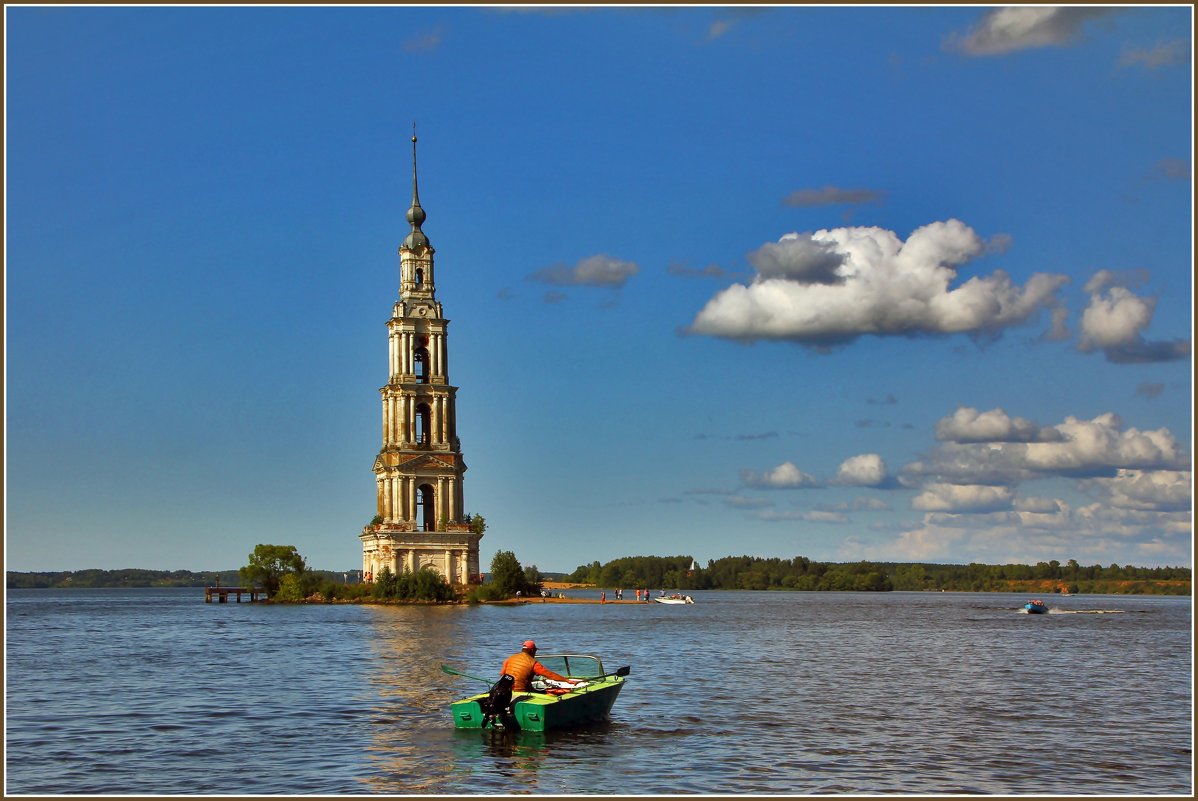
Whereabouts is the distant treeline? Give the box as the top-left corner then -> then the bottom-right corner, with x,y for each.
567,555 -> 1192,595
6,568 -> 358,590
8,560 -> 1190,595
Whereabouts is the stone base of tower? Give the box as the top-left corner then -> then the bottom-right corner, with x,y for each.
360,527 -> 482,585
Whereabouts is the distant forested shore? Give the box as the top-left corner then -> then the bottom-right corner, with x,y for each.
8,556 -> 1190,595
566,555 -> 1192,596
5,568 -> 352,590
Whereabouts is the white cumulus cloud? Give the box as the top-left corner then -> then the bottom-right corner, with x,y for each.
936,406 -> 1057,443
1023,414 -> 1189,475
912,483 -> 1015,513
835,454 -> 889,486
742,461 -> 820,489
908,411 -> 1190,485
1080,285 -> 1155,348
945,7 -> 1114,56
688,219 -> 1068,346
854,502 -> 1191,567
1078,272 -> 1190,363
1081,469 -> 1193,512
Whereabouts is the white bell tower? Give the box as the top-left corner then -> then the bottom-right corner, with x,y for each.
359,131 -> 481,585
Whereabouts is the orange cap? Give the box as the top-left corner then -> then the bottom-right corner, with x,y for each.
522,640 -> 536,650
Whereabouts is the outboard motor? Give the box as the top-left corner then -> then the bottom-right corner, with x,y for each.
478,673 -> 517,729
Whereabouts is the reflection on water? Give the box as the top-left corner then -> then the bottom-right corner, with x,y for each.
452,728 -> 552,791
358,604 -> 470,794
4,589 -> 1191,795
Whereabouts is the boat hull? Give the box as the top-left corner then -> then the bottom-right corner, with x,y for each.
451,678 -> 624,732
1024,603 -> 1049,614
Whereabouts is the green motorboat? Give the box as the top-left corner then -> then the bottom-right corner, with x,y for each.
449,654 -> 629,732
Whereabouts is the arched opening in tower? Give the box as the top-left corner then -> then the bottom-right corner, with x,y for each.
414,347 -> 430,383
415,403 -> 432,446
416,484 -> 435,531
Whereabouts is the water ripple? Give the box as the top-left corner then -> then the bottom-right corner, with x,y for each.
5,588 -> 1191,794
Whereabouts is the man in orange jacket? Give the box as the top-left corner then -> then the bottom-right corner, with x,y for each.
500,640 -> 578,692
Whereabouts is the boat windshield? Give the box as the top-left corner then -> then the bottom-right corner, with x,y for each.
536,654 -> 604,679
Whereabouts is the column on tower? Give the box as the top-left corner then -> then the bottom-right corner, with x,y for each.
387,396 -> 394,446
406,396 -> 415,443
389,329 -> 398,381
390,475 -> 401,522
385,395 -> 392,447
436,397 -> 445,447
393,396 -> 403,448
408,480 -> 417,527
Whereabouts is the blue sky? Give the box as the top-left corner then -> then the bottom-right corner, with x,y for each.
5,5 -> 1193,574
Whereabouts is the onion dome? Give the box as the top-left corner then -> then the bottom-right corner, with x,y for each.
403,129 -> 430,250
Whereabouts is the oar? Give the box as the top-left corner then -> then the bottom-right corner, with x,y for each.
440,663 -> 493,686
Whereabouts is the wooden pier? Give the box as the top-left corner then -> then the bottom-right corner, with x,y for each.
204,586 -> 266,603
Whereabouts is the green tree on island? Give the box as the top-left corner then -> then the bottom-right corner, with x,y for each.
370,565 -> 455,602
488,550 -> 540,598
240,544 -> 307,598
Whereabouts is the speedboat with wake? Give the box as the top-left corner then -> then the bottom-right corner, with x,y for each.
1023,599 -> 1049,614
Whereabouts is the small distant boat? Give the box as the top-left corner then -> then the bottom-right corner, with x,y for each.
449,655 -> 628,732
1023,599 -> 1049,614
654,594 -> 694,605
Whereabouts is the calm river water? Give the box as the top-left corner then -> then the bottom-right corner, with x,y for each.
4,587 -> 1192,795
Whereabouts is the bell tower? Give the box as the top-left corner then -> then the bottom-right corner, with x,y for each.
359,131 -> 481,585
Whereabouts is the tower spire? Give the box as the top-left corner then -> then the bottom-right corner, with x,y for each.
403,123 -> 429,250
